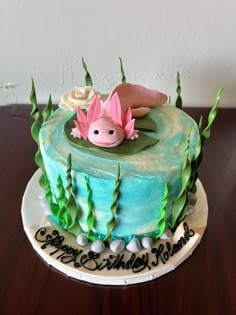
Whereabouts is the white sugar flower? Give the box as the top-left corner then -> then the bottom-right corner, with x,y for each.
59,86 -> 100,111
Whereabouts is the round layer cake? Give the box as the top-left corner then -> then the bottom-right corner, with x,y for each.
39,104 -> 199,241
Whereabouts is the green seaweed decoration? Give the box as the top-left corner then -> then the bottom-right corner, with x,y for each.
175,71 -> 183,110
64,154 -> 82,235
188,86 -> 224,194
55,174 -> 71,228
42,94 -> 54,123
155,183 -> 168,239
170,128 -> 192,229
82,57 -> 93,86
56,176 -> 67,210
85,176 -> 96,241
45,175 -> 61,218
46,154 -> 81,235
119,57 -> 126,83
104,164 -> 121,242
201,86 -> 224,146
30,79 -> 54,189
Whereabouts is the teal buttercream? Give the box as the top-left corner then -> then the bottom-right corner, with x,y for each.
39,105 -> 199,239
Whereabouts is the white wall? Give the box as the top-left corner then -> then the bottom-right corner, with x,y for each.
0,0 -> 235,107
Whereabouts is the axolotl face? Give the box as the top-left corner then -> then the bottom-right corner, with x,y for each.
88,117 -> 124,147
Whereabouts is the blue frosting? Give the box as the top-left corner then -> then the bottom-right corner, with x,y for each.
39,105 -> 199,239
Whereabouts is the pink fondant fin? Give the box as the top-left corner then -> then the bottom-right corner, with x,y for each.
71,127 -> 81,138
75,107 -> 89,139
87,95 -> 102,124
109,92 -> 122,126
122,106 -> 132,126
74,119 -> 88,140
76,106 -> 87,124
124,119 -> 137,139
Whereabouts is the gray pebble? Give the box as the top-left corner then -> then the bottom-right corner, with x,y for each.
189,193 -> 197,206
38,189 -> 45,200
126,238 -> 142,252
186,206 -> 195,215
91,240 -> 105,253
110,239 -> 126,253
141,237 -> 153,249
76,233 -> 89,246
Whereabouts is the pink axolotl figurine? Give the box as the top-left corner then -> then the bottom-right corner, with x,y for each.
71,83 -> 167,147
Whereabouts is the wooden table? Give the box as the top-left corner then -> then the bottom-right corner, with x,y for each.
0,105 -> 235,315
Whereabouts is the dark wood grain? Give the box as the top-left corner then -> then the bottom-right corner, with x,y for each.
0,105 -> 235,315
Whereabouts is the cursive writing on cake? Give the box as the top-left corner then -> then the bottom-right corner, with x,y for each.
34,223 -> 195,273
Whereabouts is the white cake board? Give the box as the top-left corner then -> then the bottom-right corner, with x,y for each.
21,169 -> 208,286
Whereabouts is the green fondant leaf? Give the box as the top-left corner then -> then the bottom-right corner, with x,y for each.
85,176 -> 96,241
181,129 -> 192,189
198,115 -> 203,132
30,79 -> 48,189
65,154 -> 72,196
44,173 -> 62,220
66,194 -> 81,236
82,58 -> 93,86
104,164 -> 120,242
30,78 -> 40,144
155,183 -> 168,239
119,57 -> 126,83
171,128 -> 192,229
42,94 -> 54,123
175,71 -> 183,110
171,190 -> 188,229
193,130 -> 202,161
201,86 -> 224,146
64,114 -> 158,155
56,175 -> 67,209
63,154 -> 82,234
56,206 -> 69,227
189,87 -> 223,194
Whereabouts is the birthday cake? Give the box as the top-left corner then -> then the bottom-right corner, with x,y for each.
23,59 -> 223,284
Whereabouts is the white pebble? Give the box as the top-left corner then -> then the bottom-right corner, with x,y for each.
38,189 -> 45,200
76,233 -> 89,246
141,237 -> 153,249
189,194 -> 197,206
110,240 -> 126,253
186,206 -> 195,215
126,238 -> 142,253
91,240 -> 105,253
